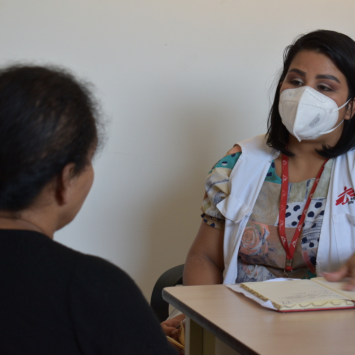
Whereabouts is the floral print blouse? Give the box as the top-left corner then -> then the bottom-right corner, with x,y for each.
201,152 -> 333,283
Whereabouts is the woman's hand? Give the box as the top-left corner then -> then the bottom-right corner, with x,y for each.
160,313 -> 185,340
322,253 -> 355,290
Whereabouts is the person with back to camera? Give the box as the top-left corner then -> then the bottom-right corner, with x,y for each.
162,29 -> 355,337
0,65 -> 177,354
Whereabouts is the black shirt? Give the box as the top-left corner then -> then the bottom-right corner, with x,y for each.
0,229 -> 177,355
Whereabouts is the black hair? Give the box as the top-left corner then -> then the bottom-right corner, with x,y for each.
0,65 -> 103,211
266,30 -> 355,158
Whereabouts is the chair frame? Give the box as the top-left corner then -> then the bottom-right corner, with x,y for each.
150,264 -> 184,322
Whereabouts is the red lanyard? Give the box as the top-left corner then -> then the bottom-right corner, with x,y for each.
278,154 -> 328,274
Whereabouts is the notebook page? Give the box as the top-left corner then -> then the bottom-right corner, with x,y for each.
226,278 -> 291,310
311,277 -> 355,301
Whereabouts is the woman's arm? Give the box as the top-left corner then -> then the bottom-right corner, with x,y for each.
183,221 -> 224,285
161,147 -> 235,335
183,145 -> 239,286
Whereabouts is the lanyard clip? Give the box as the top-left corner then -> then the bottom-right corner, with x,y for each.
284,259 -> 293,275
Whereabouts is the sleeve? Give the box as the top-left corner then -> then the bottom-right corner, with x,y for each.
69,255 -> 178,355
201,152 -> 241,230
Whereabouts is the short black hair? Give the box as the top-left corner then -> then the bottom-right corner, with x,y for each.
0,65 -> 103,211
266,30 -> 355,158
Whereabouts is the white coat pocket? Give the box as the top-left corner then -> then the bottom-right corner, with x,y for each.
332,213 -> 355,265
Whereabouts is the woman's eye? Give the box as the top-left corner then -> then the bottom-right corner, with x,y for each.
290,79 -> 303,86
318,85 -> 332,92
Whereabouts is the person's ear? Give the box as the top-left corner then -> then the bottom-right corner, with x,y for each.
55,163 -> 76,206
344,98 -> 355,120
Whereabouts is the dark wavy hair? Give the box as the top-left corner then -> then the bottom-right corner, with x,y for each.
266,30 -> 355,158
0,65 -> 103,211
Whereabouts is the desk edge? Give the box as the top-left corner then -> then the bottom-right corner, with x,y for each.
163,287 -> 259,355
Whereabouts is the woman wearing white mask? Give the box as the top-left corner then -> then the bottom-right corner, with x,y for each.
162,29 -> 355,337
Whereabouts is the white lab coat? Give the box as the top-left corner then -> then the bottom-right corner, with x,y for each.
217,135 -> 355,284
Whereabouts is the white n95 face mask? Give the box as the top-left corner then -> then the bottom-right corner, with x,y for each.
278,86 -> 350,142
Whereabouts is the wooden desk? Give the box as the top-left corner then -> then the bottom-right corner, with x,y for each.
163,284 -> 355,355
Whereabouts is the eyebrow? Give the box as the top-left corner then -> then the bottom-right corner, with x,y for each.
316,74 -> 341,84
288,68 -> 341,84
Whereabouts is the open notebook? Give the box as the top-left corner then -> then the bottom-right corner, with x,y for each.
228,277 -> 355,312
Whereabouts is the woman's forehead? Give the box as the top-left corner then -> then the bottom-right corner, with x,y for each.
288,50 -> 344,79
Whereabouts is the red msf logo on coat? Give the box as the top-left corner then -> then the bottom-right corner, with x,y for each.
335,186 -> 355,206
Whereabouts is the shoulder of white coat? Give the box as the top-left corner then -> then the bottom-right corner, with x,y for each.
237,134 -> 279,160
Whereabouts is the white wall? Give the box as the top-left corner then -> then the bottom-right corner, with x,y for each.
1,0 -> 355,299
